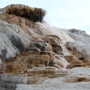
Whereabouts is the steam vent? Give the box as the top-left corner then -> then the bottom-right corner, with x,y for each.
0,4 -> 90,90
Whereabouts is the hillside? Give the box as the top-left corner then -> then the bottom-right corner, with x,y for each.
0,4 -> 90,90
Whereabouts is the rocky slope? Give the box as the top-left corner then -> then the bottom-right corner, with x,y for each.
0,4 -> 90,90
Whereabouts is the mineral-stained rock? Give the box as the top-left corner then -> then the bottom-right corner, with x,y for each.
66,63 -> 84,69
30,41 -> 46,51
42,35 -> 62,54
9,35 -> 25,53
27,55 -> 51,67
54,55 -> 64,68
3,58 -> 27,74
42,35 -> 61,45
45,42 -> 53,51
66,41 -> 89,60
64,55 -> 81,63
1,51 -> 54,74
0,59 -> 3,71
1,4 -> 46,22
27,67 -> 56,76
0,4 -> 90,90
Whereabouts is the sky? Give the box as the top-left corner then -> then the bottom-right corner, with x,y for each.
0,0 -> 90,34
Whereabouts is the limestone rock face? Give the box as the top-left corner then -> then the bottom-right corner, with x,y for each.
0,4 -> 90,90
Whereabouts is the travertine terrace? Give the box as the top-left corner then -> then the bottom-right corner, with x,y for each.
0,4 -> 90,90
